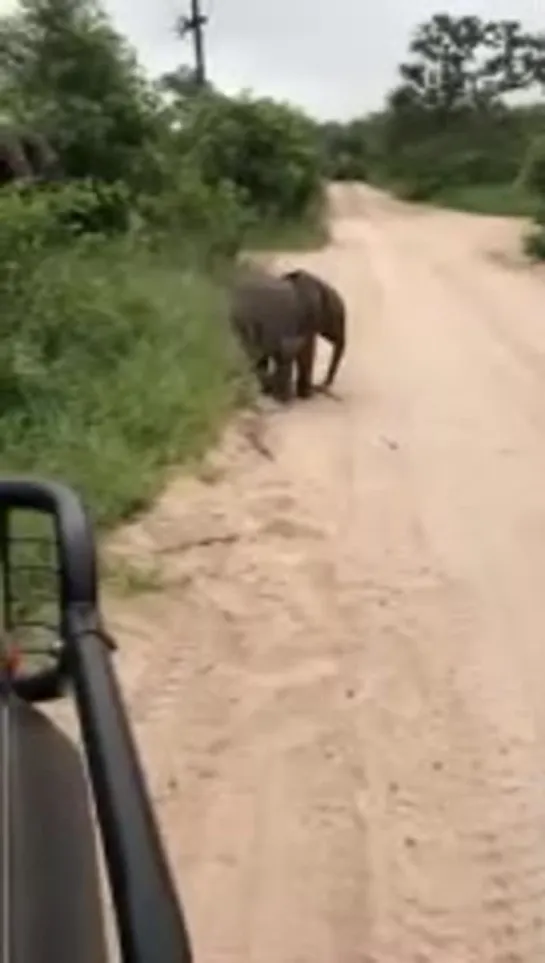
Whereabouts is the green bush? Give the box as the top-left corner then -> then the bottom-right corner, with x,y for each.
517,137 -> 545,260
524,226 -> 545,260
523,204 -> 545,260
317,119 -> 370,182
0,0 -> 325,245
136,161 -> 252,264
0,190 -> 251,525
433,182 -> 539,217
0,0 -> 326,542
0,0 -> 160,187
385,116 -> 526,202
518,135 -> 545,199
176,92 -> 323,222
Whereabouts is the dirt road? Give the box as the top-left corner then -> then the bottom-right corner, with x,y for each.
106,184 -> 545,962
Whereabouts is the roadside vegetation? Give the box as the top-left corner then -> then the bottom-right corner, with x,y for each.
316,13 -> 545,256
0,0 -> 326,529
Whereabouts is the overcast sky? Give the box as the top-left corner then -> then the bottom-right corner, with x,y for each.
1,0 -> 545,119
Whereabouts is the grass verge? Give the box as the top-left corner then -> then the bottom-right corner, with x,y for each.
431,183 -> 540,218
0,229 -> 254,652
0,236 -> 251,530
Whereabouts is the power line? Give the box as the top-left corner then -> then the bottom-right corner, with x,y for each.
177,0 -> 208,87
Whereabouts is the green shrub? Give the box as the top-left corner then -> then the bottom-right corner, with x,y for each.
433,182 -> 539,217
524,226 -> 545,260
317,118 -> 370,182
518,135 -> 545,199
136,162 -> 252,264
176,92 -> 323,222
0,190 -> 251,526
523,203 -> 545,259
0,0 -> 326,543
0,0 -> 160,187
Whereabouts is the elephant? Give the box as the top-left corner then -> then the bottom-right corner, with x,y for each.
0,125 -> 62,188
19,129 -> 62,182
282,269 -> 346,392
229,265 -> 313,403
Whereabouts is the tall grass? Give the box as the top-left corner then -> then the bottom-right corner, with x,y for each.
0,200 -> 251,529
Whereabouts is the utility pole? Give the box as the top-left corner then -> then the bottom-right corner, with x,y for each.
178,0 -> 208,88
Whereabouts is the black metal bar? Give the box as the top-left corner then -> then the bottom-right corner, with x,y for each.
66,617 -> 193,963
0,504 -> 14,635
0,477 -> 194,963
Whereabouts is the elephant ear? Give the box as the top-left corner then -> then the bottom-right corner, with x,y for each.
283,269 -> 324,325
21,130 -> 61,181
0,126 -> 33,182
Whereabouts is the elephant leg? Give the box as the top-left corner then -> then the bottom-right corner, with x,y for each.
269,353 -> 294,403
296,333 -> 316,399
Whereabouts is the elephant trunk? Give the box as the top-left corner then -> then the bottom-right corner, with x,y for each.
323,331 -> 345,388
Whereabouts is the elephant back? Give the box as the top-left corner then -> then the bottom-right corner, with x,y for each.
230,269 -> 307,357
0,124 -> 61,186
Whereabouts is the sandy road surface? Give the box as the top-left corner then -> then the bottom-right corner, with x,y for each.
85,185 -> 545,961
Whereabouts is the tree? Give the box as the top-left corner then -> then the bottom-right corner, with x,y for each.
395,14 -> 545,116
376,13 -> 545,193
159,65 -> 214,101
0,123 -> 61,184
0,0 -> 161,185
174,92 -> 323,220
318,119 -> 370,181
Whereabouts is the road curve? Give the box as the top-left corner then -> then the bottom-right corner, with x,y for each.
105,183 -> 545,963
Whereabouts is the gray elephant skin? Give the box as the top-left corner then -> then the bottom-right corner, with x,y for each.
282,269 -> 346,392
0,125 -> 62,188
229,265 -> 347,403
229,265 -> 312,403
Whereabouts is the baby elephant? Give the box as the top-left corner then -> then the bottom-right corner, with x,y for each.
282,269 -> 346,395
229,266 -> 312,403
